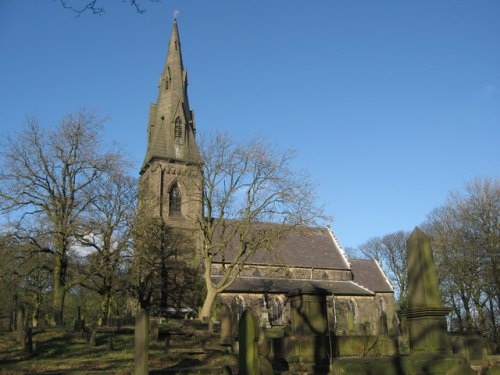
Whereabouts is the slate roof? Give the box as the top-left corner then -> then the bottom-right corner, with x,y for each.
212,224 -> 350,270
212,276 -> 374,296
349,259 -> 393,293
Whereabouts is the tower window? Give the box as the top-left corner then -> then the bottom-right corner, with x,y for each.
174,117 -> 183,144
169,183 -> 181,216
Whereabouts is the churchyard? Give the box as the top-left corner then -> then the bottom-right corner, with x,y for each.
0,319 -> 237,374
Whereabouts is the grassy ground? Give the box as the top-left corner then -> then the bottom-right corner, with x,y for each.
0,326 -> 237,374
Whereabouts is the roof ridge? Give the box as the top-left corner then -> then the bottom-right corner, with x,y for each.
326,225 -> 350,269
374,259 -> 394,291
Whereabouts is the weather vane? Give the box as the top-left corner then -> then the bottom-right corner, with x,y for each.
173,9 -> 180,20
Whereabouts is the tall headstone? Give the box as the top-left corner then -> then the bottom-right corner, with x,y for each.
238,309 -> 260,375
400,228 -> 450,353
150,319 -> 159,343
10,294 -> 18,332
134,309 -> 149,375
220,303 -> 234,345
16,306 -> 25,346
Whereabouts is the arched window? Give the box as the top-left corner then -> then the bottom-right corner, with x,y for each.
174,117 -> 183,144
169,183 -> 181,216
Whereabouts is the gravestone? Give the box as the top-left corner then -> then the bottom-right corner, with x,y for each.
150,319 -> 159,343
400,228 -> 450,353
10,294 -> 18,332
238,309 -> 260,375
220,304 -> 233,345
398,228 -> 475,375
134,309 -> 149,375
285,286 -> 329,364
16,306 -> 25,346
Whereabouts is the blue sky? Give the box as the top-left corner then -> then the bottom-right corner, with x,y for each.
1,1 -> 499,250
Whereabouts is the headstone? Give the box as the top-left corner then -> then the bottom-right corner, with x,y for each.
220,304 -> 233,345
238,309 -> 260,375
16,306 -> 25,346
150,319 -> 159,342
134,309 -> 149,375
285,286 -> 330,364
399,228 -> 451,353
260,297 -> 271,328
10,294 -> 18,332
258,327 -> 269,357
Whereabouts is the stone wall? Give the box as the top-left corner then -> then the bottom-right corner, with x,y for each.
218,291 -> 397,338
332,294 -> 396,336
211,263 -> 352,281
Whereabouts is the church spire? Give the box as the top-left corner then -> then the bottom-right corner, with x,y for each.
141,20 -> 200,173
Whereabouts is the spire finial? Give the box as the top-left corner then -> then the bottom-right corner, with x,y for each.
173,9 -> 179,21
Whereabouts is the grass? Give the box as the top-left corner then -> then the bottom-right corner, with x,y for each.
0,325 -> 237,374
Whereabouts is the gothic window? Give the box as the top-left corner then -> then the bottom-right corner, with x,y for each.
169,183 -> 181,216
174,117 -> 183,144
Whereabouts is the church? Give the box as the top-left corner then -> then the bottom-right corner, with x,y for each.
139,20 -> 397,337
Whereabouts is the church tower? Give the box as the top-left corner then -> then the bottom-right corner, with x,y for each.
139,20 -> 203,308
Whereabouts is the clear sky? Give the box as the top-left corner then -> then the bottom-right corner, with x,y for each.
1,1 -> 499,250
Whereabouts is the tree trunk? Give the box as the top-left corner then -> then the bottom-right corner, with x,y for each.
52,255 -> 66,326
98,293 -> 111,326
52,280 -> 65,326
200,287 -> 217,321
32,292 -> 42,327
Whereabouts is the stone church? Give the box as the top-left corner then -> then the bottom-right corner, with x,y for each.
139,21 -> 396,336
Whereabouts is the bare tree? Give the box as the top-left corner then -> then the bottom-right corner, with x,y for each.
196,132 -> 327,320
0,233 -> 52,327
358,231 -> 409,307
77,172 -> 137,325
59,0 -> 159,16
127,206 -> 165,311
424,178 -> 499,349
0,110 -> 125,325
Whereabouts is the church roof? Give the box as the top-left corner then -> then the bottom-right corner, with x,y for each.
349,259 -> 394,293
212,276 -> 374,296
212,224 -> 351,271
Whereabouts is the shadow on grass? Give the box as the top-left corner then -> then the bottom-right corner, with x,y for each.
0,330 -> 136,373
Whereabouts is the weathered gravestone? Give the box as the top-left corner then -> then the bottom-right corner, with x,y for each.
238,309 -> 260,375
400,228 -> 451,353
398,227 -> 476,375
150,318 -> 159,343
220,303 -> 234,345
134,309 -> 149,375
16,306 -> 25,346
285,286 -> 330,364
9,294 -> 18,332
